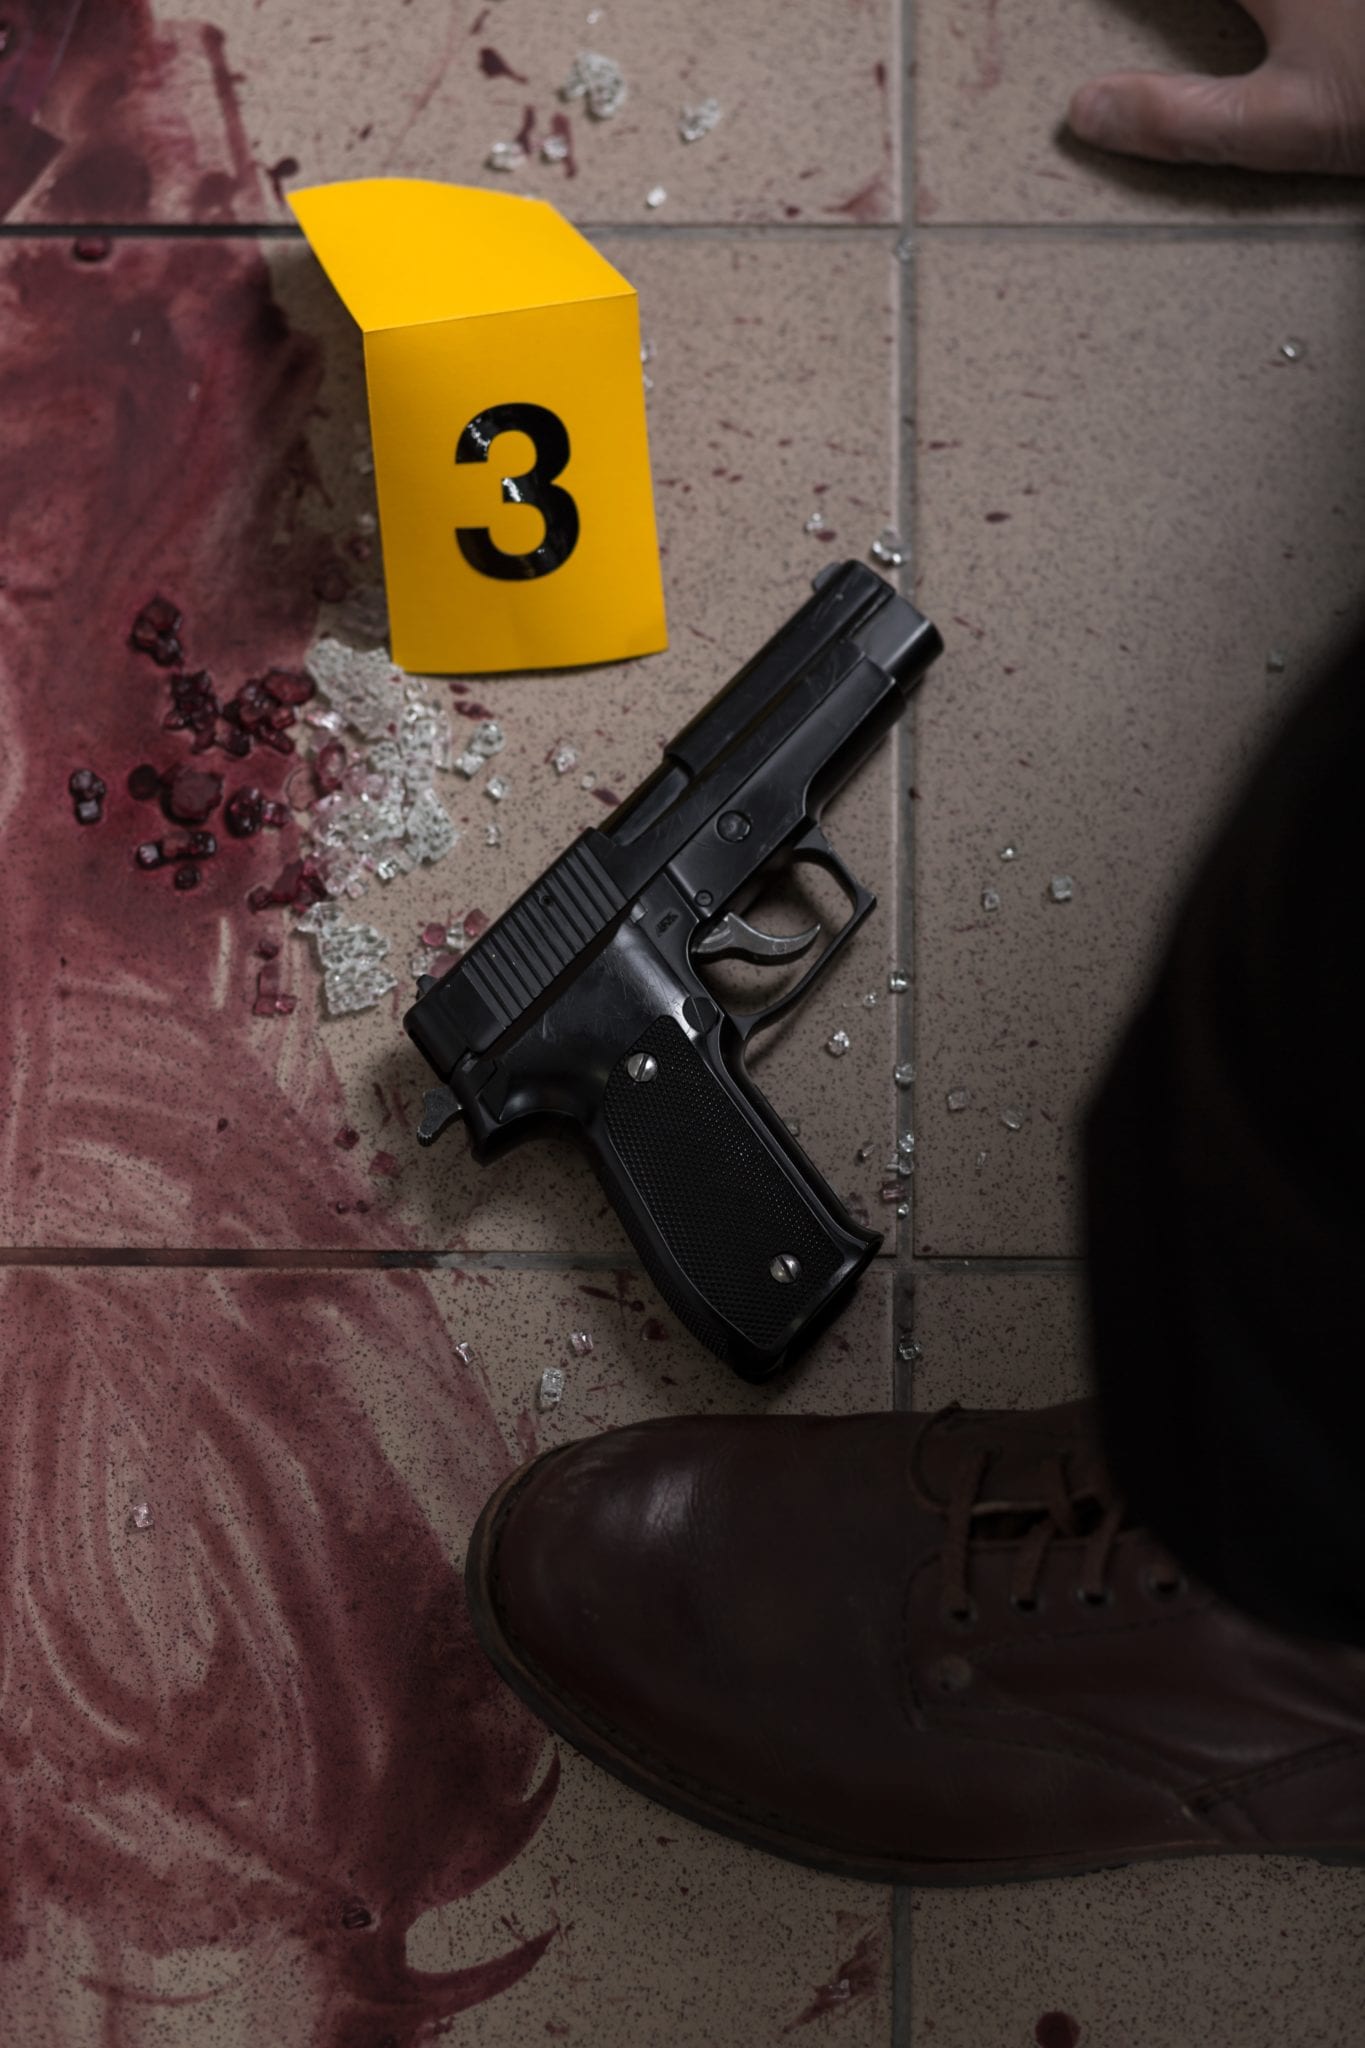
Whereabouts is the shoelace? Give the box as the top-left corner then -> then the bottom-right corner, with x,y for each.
931,1404 -> 1188,1626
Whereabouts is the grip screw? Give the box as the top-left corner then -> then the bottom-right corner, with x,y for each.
625,1052 -> 659,1083
717,810 -> 751,842
770,1253 -> 801,1283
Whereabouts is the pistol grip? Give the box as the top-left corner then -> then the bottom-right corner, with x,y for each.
591,1012 -> 879,1381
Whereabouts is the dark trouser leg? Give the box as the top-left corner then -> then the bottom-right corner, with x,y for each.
1084,609 -> 1365,1650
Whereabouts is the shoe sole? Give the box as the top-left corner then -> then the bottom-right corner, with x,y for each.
466,1450 -> 1365,1890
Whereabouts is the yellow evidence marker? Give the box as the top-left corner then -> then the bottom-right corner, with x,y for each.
289,178 -> 668,675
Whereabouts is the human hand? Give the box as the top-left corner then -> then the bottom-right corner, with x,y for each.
1067,0 -> 1365,173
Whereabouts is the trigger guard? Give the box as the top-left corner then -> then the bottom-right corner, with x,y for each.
729,824 -> 876,1045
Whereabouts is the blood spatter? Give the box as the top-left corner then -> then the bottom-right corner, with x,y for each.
334,1127 -> 360,1150
0,1265 -> 558,2035
72,235 -> 111,262
172,861 -> 200,890
479,45 -> 528,82
312,555 -> 350,603
246,855 -> 328,914
266,154 -> 299,206
126,762 -> 160,801
547,110 -> 576,175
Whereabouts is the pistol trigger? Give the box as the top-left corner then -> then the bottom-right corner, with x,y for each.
692,910 -> 822,966
416,1084 -> 463,1148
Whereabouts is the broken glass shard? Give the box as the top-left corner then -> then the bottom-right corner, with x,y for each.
560,50 -> 627,118
678,96 -> 721,143
306,638 -> 402,738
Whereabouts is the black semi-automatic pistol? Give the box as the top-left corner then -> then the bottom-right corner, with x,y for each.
405,561 -> 943,1380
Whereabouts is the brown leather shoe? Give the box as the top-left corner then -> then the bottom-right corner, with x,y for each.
466,1400 -> 1365,1885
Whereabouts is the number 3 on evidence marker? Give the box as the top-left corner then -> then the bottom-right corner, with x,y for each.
455,402 -> 580,582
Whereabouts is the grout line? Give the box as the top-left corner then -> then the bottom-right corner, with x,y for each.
0,222 -> 308,239
891,1888 -> 915,2046
0,1246 -> 645,1272
0,1247 -> 1081,1274
912,1255 -> 1085,1275
910,218 -> 1365,241
4,217 -> 1364,244
894,5 -> 919,2046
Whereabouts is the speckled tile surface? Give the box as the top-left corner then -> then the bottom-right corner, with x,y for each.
907,1261 -> 1092,1412
914,0 -> 1365,224
907,1851 -> 1365,2048
910,238 -> 1365,1259
4,0 -> 899,228
0,1259 -> 892,2040
903,1266 -> 1365,2048
0,228 -> 906,1253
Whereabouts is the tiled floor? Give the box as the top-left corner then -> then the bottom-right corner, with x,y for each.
1,0 -> 1363,2042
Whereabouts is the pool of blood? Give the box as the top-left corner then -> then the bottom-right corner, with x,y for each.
0,2 -> 559,2032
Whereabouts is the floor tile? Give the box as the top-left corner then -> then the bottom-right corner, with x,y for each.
0,1259 -> 892,2040
0,229 -> 907,1254
4,0 -> 899,228
419,1759 -> 892,2047
908,1856 -> 1365,2048
910,236 -> 1365,1258
914,0 -> 1365,224
908,1261 -> 1090,1411
904,1263 -> 1365,2048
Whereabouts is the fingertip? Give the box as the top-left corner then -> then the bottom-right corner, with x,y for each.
1068,82 -> 1118,147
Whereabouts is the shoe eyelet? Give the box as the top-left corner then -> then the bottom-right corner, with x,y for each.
1009,1592 -> 1042,1614
1075,1585 -> 1115,1608
1141,1569 -> 1188,1601
943,1599 -> 978,1629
